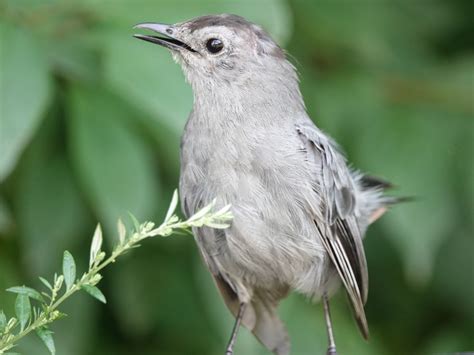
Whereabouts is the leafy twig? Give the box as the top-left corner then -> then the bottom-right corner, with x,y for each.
0,190 -> 232,354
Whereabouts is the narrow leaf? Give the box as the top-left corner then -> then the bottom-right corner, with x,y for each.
117,218 -> 126,244
204,222 -> 231,229
62,251 -> 76,290
0,310 -> 6,333
54,275 -> 64,291
36,326 -> 56,355
69,87 -> 159,241
39,277 -> 53,291
15,294 -> 31,331
127,212 -> 140,232
214,204 -> 232,216
188,200 -> 215,222
89,224 -> 103,268
7,286 -> 44,302
165,189 -> 179,222
81,285 -> 106,304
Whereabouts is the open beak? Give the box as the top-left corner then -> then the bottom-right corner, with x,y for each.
133,23 -> 196,52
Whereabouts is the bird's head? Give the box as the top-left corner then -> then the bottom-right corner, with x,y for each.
133,14 -> 298,92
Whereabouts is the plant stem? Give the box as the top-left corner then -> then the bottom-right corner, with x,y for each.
1,222 -> 196,351
0,194 -> 232,354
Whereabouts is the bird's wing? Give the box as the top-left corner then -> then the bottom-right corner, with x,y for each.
296,122 -> 369,339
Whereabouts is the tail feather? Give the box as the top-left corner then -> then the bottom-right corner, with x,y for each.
213,275 -> 290,355
357,173 -> 412,224
250,290 -> 290,355
360,174 -> 395,190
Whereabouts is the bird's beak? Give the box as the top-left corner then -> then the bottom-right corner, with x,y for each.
133,23 -> 196,52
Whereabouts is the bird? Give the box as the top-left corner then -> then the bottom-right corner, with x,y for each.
134,14 -> 401,355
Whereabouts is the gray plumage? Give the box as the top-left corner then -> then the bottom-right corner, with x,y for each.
134,14 -> 397,354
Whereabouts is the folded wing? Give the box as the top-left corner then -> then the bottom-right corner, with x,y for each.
296,122 -> 369,339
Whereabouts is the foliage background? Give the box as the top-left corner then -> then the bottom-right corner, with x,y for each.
0,0 -> 472,354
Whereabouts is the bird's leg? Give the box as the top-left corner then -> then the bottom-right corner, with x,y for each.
323,293 -> 337,355
225,302 -> 247,355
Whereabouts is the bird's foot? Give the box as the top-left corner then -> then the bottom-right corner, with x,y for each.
326,345 -> 338,355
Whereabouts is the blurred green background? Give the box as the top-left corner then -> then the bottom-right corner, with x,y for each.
0,0 -> 473,354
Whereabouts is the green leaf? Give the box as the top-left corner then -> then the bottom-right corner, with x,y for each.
36,326 -> 56,355
203,222 -> 231,229
0,310 -> 6,333
89,224 -> 103,268
117,218 -> 126,245
39,277 -> 53,291
188,200 -> 215,222
164,190 -> 179,223
356,108 -> 467,284
62,251 -> 76,291
0,23 -> 52,181
7,286 -> 44,302
15,294 -> 31,331
127,212 -> 140,233
46,34 -> 101,82
16,137 -> 89,275
81,285 -> 106,304
69,86 -> 160,233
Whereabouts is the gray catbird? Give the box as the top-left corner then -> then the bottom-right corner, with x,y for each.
134,14 -> 400,355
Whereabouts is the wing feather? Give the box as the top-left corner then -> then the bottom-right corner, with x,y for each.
296,122 -> 369,339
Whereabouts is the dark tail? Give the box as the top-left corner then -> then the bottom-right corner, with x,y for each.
360,174 -> 414,224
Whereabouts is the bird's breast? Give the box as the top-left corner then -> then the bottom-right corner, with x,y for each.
179,118 -> 330,290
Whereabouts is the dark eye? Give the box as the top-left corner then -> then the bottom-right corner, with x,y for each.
206,38 -> 224,54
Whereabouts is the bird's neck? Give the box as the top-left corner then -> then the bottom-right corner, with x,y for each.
191,76 -> 305,125
186,59 -> 306,128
